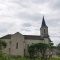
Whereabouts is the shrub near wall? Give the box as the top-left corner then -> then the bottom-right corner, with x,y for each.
0,52 -> 60,60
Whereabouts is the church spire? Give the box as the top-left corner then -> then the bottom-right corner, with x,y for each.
41,16 -> 48,28
40,16 -> 48,38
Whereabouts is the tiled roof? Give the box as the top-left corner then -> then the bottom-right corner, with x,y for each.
0,34 -> 12,39
0,34 -> 43,40
23,35 -> 44,40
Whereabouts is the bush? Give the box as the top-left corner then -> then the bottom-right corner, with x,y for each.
0,50 -> 12,60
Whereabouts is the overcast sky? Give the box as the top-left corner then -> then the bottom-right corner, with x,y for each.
0,0 -> 60,45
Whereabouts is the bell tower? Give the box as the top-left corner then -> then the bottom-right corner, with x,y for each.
40,16 -> 49,38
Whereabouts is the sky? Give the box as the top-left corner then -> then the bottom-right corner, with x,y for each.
0,0 -> 60,45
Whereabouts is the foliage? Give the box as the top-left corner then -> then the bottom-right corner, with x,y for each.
49,42 -> 55,50
0,52 -> 60,60
56,43 -> 60,50
0,39 -> 7,50
0,56 -> 60,60
0,50 -> 11,60
0,40 -> 7,60
28,43 -> 49,60
56,43 -> 60,56
28,44 -> 36,58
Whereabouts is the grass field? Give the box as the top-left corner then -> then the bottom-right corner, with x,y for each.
0,56 -> 60,60
0,51 -> 60,60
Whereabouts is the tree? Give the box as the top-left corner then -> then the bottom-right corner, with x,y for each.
49,42 -> 56,58
0,39 -> 7,50
57,43 -> 60,50
0,39 -> 7,58
28,44 -> 37,60
28,43 -> 49,60
56,43 -> 60,56
36,43 -> 49,60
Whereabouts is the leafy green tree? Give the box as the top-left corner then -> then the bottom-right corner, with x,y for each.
49,42 -> 56,58
28,43 -> 49,60
0,39 -> 7,50
56,43 -> 60,56
28,44 -> 36,60
0,39 -> 7,59
36,43 -> 49,60
57,43 -> 60,50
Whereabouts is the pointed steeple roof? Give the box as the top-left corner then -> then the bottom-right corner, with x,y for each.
41,16 -> 48,28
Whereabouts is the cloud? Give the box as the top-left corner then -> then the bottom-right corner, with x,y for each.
0,22 -> 17,37
0,0 -> 59,45
16,12 -> 42,21
32,0 -> 49,4
49,0 -> 60,11
22,23 -> 32,27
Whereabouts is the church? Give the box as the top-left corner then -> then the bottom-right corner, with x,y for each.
0,16 -> 51,56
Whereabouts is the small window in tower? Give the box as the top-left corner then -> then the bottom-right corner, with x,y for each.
16,43 -> 18,49
44,29 -> 45,34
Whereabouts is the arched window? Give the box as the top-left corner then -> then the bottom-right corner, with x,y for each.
24,49 -> 25,56
16,43 -> 18,49
9,48 -> 11,55
44,29 -> 45,34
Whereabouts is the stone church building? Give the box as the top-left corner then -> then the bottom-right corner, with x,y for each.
0,17 -> 51,56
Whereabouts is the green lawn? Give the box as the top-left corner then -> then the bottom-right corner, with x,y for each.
0,51 -> 60,60
0,56 -> 60,60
